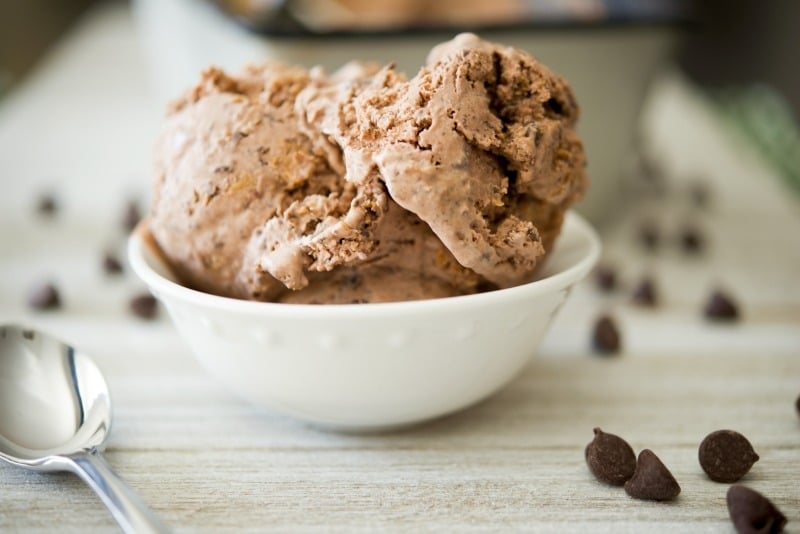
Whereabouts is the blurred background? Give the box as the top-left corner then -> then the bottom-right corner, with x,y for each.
0,0 -> 798,224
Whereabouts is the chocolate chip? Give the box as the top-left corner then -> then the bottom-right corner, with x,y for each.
594,265 -> 617,292
638,221 -> 660,252
102,252 -> 123,275
129,293 -> 158,319
36,193 -> 57,216
585,428 -> 636,485
344,272 -> 363,289
123,201 -> 142,232
27,282 -> 61,310
704,290 -> 740,321
624,449 -> 681,501
680,225 -> 705,254
592,315 -> 621,355
699,430 -> 759,483
631,277 -> 658,307
727,485 -> 787,534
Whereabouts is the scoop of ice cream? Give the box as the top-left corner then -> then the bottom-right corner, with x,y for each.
150,61 -> 485,301
150,64 -> 326,300
149,33 -> 587,303
296,33 -> 586,288
426,33 -> 586,206
151,64 -> 395,299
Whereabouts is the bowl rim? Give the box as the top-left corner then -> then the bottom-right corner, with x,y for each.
128,210 -> 601,318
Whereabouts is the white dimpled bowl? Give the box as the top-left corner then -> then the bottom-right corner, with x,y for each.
128,211 -> 600,430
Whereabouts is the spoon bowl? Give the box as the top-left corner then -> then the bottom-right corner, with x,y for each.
0,325 -> 170,533
0,326 -> 109,466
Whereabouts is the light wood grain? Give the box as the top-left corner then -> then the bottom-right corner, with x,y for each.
1,349 -> 798,533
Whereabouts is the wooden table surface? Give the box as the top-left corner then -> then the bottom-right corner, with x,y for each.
1,5 -> 799,533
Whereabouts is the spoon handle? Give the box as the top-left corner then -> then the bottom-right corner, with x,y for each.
69,450 -> 171,534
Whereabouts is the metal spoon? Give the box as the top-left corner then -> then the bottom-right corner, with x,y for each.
0,325 -> 170,533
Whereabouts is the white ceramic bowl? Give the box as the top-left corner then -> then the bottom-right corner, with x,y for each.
128,211 -> 600,430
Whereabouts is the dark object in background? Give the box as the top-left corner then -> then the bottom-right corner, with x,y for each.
624,449 -> 681,502
594,265 -> 617,293
679,1 -> 800,191
704,290 -> 740,321
698,430 -> 759,483
585,428 -> 637,486
631,276 -> 658,307
679,0 -> 799,120
27,281 -> 61,310
726,485 -> 787,534
129,293 -> 158,320
796,394 -> 800,417
123,201 -> 142,233
35,193 -> 57,217
680,225 -> 704,255
592,315 -> 621,355
102,252 -> 123,275
0,0 -> 99,93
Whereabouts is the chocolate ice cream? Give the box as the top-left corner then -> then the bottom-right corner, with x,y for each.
148,33 -> 587,303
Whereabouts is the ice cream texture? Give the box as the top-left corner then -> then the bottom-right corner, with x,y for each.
149,33 -> 587,304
